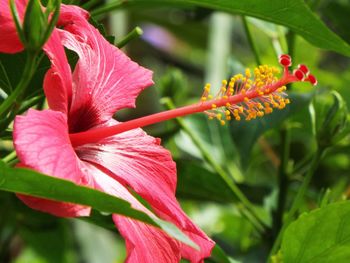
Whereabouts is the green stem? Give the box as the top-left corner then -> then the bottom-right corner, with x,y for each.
272,125 -> 290,239
91,1 -> 123,16
268,30 -> 296,256
286,32 -> 295,61
0,52 -> 38,118
116,27 -> 143,48
82,0 -> 102,10
162,98 -> 267,234
2,151 -> 17,164
268,147 -> 324,260
242,16 -> 261,65
293,152 -> 313,175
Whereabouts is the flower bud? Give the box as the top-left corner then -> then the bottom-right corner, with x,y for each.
312,91 -> 350,149
22,0 -> 47,51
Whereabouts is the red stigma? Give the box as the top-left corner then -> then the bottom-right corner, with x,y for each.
293,69 -> 305,81
307,74 -> 317,86
279,54 -> 292,67
298,64 -> 309,75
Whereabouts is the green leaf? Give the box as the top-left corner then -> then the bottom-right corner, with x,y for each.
92,0 -> 350,56
0,161 -> 199,250
312,91 -> 350,149
176,160 -> 269,204
229,92 -> 313,167
175,114 -> 243,181
210,244 -> 240,263
322,1 -> 350,45
281,201 -> 350,263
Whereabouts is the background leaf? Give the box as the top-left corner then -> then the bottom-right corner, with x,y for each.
93,0 -> 350,56
230,92 -> 313,167
281,201 -> 350,263
176,160 -> 269,204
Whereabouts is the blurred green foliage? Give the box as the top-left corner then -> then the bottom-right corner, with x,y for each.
2,0 -> 350,262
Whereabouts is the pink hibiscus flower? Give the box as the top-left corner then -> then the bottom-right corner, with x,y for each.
9,3 -> 214,263
0,0 -> 27,53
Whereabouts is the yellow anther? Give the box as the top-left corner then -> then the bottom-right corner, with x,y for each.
257,111 -> 264,117
279,102 -> 286,109
199,63 -> 293,124
245,68 -> 251,78
204,84 -> 211,92
277,86 -> 287,92
259,81 -> 265,87
265,107 -> 273,114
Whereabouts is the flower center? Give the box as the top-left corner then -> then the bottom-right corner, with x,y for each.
69,54 -> 317,147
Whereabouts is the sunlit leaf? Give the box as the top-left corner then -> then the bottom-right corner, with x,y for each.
281,201 -> 350,262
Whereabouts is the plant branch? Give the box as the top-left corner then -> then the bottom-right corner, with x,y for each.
242,16 -> 261,65
0,52 -> 38,119
269,147 -> 324,260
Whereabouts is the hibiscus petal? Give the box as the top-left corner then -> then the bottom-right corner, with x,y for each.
13,109 -> 92,216
17,191 -> 90,217
115,216 -> 181,263
56,5 -> 153,131
84,161 -> 181,263
43,29 -> 73,114
0,0 -> 26,53
76,121 -> 215,262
